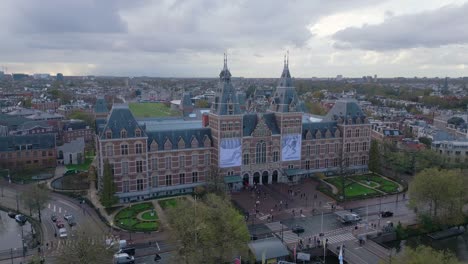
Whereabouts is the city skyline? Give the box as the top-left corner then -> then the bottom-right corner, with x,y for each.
1,0 -> 468,78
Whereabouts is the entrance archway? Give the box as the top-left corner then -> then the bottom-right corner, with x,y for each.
272,170 -> 278,183
253,172 -> 260,184
243,173 -> 249,186
262,171 -> 269,185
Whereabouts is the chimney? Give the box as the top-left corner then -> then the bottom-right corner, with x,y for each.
202,113 -> 209,127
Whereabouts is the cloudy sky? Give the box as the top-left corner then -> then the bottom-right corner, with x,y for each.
1,0 -> 467,78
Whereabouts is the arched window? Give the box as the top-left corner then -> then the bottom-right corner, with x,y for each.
255,141 -> 266,164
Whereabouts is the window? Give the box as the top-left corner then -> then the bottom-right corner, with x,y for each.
136,143 -> 143,154
345,143 -> 350,153
137,179 -> 143,191
135,130 -> 141,137
345,157 -> 350,167
179,156 -> 185,168
123,181 -> 130,193
192,172 -> 198,183
305,160 -> 310,170
333,158 -> 338,167
192,155 -> 197,166
355,129 -> 360,137
121,144 -> 128,155
179,173 -> 185,184
288,164 -> 294,169
152,158 -> 157,170
243,153 -> 249,165
121,130 -> 127,138
315,160 -> 320,168
256,141 -> 267,163
325,159 -> 329,168
306,145 -> 311,156
136,160 -> 143,173
362,142 -> 368,151
361,156 -> 367,165
122,161 -> 128,175
315,145 -> 320,155
204,153 -> 210,166
346,130 -> 351,137
106,145 -> 113,156
325,144 -> 330,154
354,142 -> 359,152
273,151 -> 279,162
165,157 -> 171,169
165,175 -> 172,186
152,176 -> 158,187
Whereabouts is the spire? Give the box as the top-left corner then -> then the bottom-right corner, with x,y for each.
279,52 -> 292,86
219,52 -> 231,81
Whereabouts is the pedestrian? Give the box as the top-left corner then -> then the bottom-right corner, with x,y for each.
300,209 -> 303,215
275,203 -> 278,209
271,214 -> 274,221
286,202 -> 288,209
292,209 -> 295,216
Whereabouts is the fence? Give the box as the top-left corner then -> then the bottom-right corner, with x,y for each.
0,247 -> 32,262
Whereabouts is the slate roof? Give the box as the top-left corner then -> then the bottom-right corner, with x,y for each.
146,128 -> 212,151
242,113 -> 280,136
325,99 -> 368,124
57,137 -> 85,153
94,97 -> 109,113
100,104 -> 147,139
268,60 -> 302,113
211,57 -> 241,115
302,121 -> 339,139
0,134 -> 56,152
18,121 -> 52,131
181,92 -> 192,108
0,114 -> 32,129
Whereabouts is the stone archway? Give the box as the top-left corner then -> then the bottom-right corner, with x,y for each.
253,172 -> 260,184
243,173 -> 249,186
262,171 -> 269,185
272,170 -> 278,183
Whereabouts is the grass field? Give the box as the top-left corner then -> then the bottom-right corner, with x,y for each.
158,198 -> 184,210
129,102 -> 180,118
114,202 -> 159,232
354,174 -> 400,193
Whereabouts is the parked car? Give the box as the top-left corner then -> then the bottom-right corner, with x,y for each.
381,211 -> 394,218
51,214 -> 58,222
119,247 -> 136,256
67,217 -> 76,227
64,213 -> 73,221
114,253 -> 135,264
56,220 -> 65,228
15,214 -> 27,224
292,225 -> 305,234
58,228 -> 67,238
7,211 -> 17,218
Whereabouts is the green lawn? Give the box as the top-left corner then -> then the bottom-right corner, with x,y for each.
66,156 -> 94,171
114,202 -> 159,232
141,210 -> 158,221
358,180 -> 379,188
159,198 -> 182,210
354,174 -> 400,193
344,182 -> 379,197
129,102 -> 180,118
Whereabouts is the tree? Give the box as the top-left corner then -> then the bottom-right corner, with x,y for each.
55,228 -> 113,264
409,168 -> 467,226
68,110 -> 96,130
205,166 -> 226,197
100,160 -> 118,208
447,117 -> 465,127
167,194 -> 250,264
386,245 -> 461,264
418,137 -> 432,148
368,140 -> 381,174
195,99 -> 210,108
21,184 -> 50,222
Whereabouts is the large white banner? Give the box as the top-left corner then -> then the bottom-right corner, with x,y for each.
219,138 -> 242,168
282,134 -> 301,161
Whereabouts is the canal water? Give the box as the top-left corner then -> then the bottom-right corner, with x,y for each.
0,210 -> 33,250
384,232 -> 468,262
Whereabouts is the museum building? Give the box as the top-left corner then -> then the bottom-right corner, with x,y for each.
96,57 -> 371,202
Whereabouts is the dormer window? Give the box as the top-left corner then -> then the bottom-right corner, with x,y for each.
135,129 -> 141,137
106,131 -> 112,139
121,130 -> 127,138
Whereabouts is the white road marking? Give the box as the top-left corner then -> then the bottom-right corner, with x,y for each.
48,203 -> 51,209
156,242 -> 160,251
59,207 -> 61,213
53,205 -> 56,212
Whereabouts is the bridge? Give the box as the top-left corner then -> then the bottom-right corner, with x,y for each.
264,221 -> 392,264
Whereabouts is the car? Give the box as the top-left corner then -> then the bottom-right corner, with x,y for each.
51,214 -> 58,222
58,228 -> 67,238
7,211 -> 17,218
119,247 -> 136,256
381,211 -> 394,218
64,214 -> 73,221
56,220 -> 65,228
67,218 -> 76,227
15,214 -> 27,224
292,225 -> 305,234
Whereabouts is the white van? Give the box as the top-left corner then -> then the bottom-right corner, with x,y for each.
58,228 -> 67,238
114,253 -> 135,264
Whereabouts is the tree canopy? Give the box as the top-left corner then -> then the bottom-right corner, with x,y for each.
21,183 -> 50,222
389,246 -> 461,264
100,160 -> 118,208
409,168 -> 467,226
368,140 -> 381,174
167,194 -> 250,264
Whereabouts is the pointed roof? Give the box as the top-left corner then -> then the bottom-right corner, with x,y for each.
94,96 -> 109,113
211,54 -> 241,115
268,53 -> 302,113
100,104 -> 147,139
325,99 -> 368,124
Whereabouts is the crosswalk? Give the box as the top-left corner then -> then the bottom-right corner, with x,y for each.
44,235 -> 111,253
323,232 -> 356,245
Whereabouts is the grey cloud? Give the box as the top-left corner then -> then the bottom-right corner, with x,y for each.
333,3 -> 468,50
